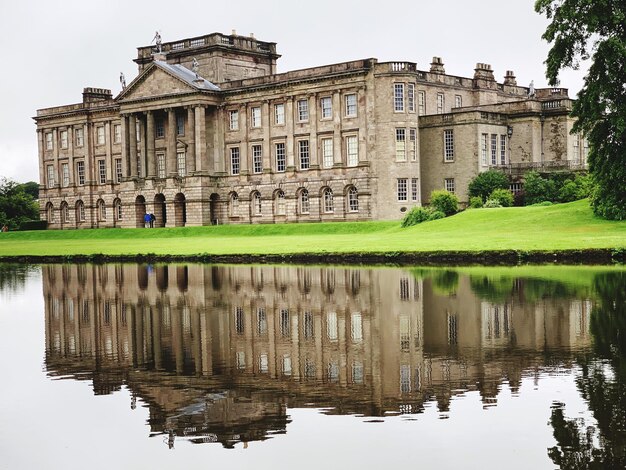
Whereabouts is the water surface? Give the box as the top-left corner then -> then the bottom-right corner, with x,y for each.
0,263 -> 624,469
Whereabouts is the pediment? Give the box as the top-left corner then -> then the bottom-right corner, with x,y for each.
118,66 -> 196,102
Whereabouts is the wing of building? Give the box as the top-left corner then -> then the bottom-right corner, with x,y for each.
34,31 -> 588,228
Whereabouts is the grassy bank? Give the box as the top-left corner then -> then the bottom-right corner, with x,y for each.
0,200 -> 624,259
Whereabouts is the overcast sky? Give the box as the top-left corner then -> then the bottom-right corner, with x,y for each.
0,0 -> 588,183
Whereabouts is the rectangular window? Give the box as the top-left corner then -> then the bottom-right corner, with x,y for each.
411,178 -> 418,201
45,132 -> 53,150
115,158 -> 122,183
252,145 -> 263,174
397,178 -> 408,202
491,134 -> 498,165
78,202 -> 85,222
251,107 -> 261,128
408,84 -> 415,112
155,119 -> 165,138
322,138 -> 333,168
481,133 -> 488,166
455,95 -> 462,108
320,97 -> 332,119
47,165 -> 55,188
418,91 -> 426,116
298,140 -> 310,170
500,135 -> 507,165
113,124 -> 121,143
61,163 -> 69,187
297,99 -> 309,121
176,115 -> 184,136
345,93 -> 357,117
98,160 -> 106,184
76,161 -> 85,185
346,135 -> 358,167
157,153 -> 166,178
445,178 -> 455,193
60,130 -> 68,149
437,93 -> 445,114
230,147 -> 240,175
394,83 -> 405,112
274,104 -> 285,125
177,152 -> 186,177
409,128 -> 417,161
396,128 -> 406,162
275,142 -> 286,172
75,128 -> 84,147
97,126 -> 105,145
444,129 -> 454,161
229,110 -> 239,130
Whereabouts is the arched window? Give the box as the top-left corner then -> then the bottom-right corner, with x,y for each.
347,186 -> 359,212
60,201 -> 70,223
274,190 -> 286,215
230,192 -> 239,217
75,200 -> 85,222
323,188 -> 334,213
299,188 -> 310,214
46,202 -> 55,223
113,198 -> 123,221
97,199 -> 106,221
252,191 -> 262,216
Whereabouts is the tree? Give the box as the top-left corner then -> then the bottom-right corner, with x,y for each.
524,171 -> 557,204
0,177 -> 40,229
535,0 -> 626,220
429,190 -> 458,216
467,170 -> 510,202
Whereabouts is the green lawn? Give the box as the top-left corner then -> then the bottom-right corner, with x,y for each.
0,200 -> 624,257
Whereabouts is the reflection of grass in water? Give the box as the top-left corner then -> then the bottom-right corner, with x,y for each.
410,265 -> 626,302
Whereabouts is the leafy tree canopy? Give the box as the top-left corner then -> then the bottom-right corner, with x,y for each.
468,170 -> 510,202
0,177 -> 39,229
535,0 -> 626,219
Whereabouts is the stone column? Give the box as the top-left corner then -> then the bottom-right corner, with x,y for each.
186,106 -> 196,174
333,91 -> 342,165
167,108 -> 177,176
120,115 -> 130,179
213,106 -> 225,173
37,130 -> 45,189
195,105 -> 206,173
138,116 -> 147,178
263,102 -> 271,172
241,105 -> 249,174
310,93 -> 319,168
129,114 -> 138,177
286,97 -> 295,169
146,111 -> 156,177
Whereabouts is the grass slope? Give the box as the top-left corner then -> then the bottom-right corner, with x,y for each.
0,200 -> 624,257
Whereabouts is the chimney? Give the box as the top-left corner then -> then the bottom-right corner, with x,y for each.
504,70 -> 517,86
473,63 -> 495,81
82,87 -> 112,104
231,29 -> 237,36
430,57 -> 445,74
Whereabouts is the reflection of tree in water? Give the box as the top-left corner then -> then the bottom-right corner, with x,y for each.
548,272 -> 626,469
0,264 -> 36,292
469,275 -> 591,303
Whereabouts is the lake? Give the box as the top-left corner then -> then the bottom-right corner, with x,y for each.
0,263 -> 624,469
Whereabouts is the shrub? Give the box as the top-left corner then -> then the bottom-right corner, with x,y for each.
489,188 -> 514,207
483,199 -> 502,208
558,180 -> 580,203
573,173 -> 593,199
469,196 -> 483,208
401,207 -> 433,227
428,210 -> 446,220
468,170 -> 510,201
18,220 -> 47,231
429,190 -> 458,216
524,171 -> 557,205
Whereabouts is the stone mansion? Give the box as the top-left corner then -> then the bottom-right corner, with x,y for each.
35,31 -> 587,228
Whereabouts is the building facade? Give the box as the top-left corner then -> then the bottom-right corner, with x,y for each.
35,32 -> 586,229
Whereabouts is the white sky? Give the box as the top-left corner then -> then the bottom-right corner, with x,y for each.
0,0 -> 588,183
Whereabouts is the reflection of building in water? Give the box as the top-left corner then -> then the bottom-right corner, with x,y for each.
43,264 -> 591,446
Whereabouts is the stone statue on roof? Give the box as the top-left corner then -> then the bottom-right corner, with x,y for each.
152,31 -> 162,53
119,72 -> 126,89
528,80 -> 535,98
192,58 -> 199,79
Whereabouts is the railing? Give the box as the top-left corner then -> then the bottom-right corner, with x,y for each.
493,161 -> 588,175
388,62 -> 417,72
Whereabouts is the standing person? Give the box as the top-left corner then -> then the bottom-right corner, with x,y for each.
144,212 -> 151,228
1,224 -> 8,232
150,213 -> 155,228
